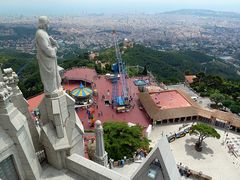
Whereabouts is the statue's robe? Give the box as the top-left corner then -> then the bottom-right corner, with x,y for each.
35,29 -> 61,94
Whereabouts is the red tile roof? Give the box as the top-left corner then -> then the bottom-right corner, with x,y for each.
63,67 -> 97,83
185,75 -> 197,84
150,90 -> 191,109
139,90 -> 240,128
27,93 -> 44,112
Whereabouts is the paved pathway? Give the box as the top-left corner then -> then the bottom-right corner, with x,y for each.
112,162 -> 141,178
40,163 -> 80,180
149,124 -> 240,180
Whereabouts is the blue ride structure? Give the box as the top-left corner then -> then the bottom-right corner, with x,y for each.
111,30 -> 129,110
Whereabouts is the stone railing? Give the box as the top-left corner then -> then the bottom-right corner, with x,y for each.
66,154 -> 130,180
177,165 -> 212,180
111,158 -> 136,168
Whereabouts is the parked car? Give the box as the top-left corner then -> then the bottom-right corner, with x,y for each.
175,131 -> 186,138
167,134 -> 176,142
184,127 -> 192,134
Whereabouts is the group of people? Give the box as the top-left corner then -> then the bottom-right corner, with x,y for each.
135,149 -> 148,160
178,163 -> 191,177
98,111 -> 103,117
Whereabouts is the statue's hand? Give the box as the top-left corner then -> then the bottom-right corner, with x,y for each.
49,36 -> 59,48
54,46 -> 58,53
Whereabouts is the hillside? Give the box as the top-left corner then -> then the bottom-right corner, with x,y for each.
121,45 -> 240,82
0,49 -> 42,98
0,45 -> 239,98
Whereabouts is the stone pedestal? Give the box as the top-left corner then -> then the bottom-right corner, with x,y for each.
39,91 -> 84,169
94,120 -> 108,167
94,152 -> 108,167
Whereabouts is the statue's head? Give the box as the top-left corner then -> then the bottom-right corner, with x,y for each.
38,16 -> 49,30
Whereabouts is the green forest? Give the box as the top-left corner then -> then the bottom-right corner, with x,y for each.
0,49 -> 42,98
191,73 -> 240,114
0,44 -> 239,99
98,44 -> 239,82
121,45 -> 239,82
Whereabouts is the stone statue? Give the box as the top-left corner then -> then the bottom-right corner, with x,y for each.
35,16 -> 61,95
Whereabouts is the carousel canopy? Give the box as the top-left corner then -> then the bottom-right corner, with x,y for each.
71,83 -> 92,97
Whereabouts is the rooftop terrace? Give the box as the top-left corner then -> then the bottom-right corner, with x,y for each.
150,90 -> 191,110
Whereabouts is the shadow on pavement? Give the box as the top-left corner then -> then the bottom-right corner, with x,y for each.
184,137 -> 214,160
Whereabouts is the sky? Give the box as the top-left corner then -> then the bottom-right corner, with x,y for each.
1,0 -> 240,16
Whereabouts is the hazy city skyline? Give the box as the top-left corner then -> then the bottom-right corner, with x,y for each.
1,0 -> 240,16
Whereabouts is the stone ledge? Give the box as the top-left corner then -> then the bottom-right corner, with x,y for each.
66,154 -> 130,180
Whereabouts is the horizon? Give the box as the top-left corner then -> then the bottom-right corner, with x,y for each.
1,0 -> 240,16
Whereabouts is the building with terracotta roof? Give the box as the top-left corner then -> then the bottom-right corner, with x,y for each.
144,85 -> 163,93
138,89 -> 240,133
185,75 -> 197,85
63,67 -> 97,84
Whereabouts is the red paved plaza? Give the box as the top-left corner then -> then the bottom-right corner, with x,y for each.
28,68 -> 153,131
67,75 -> 152,130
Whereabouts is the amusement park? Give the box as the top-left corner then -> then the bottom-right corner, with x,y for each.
28,31 -> 153,130
28,30 -> 240,136
24,26 -> 240,180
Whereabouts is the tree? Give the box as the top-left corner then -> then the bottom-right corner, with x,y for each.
103,122 -> 150,160
210,91 -> 225,105
142,64 -> 148,75
104,63 -> 112,72
229,104 -> 240,114
94,63 -> 102,74
222,99 -> 234,108
197,82 -> 207,92
184,70 -> 191,75
190,123 -> 220,152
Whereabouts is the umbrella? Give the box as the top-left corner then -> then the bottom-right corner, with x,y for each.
71,83 -> 93,98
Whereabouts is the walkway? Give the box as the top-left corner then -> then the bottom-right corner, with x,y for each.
149,124 -> 240,180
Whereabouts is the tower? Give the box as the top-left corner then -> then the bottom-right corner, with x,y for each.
3,68 -> 41,151
112,31 -> 129,108
94,120 -> 108,167
0,68 -> 42,179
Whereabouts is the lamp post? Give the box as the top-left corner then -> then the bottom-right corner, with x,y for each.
224,123 -> 231,143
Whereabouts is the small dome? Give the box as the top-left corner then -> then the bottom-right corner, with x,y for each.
95,120 -> 102,127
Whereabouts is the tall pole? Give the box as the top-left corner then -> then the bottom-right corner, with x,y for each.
94,120 -> 108,167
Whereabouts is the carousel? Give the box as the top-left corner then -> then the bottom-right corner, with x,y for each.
71,83 -> 93,105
